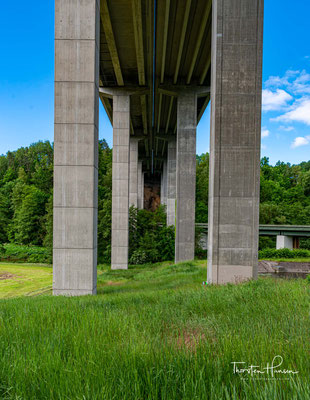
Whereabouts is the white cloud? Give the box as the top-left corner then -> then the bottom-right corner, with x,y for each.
279,125 -> 294,131
261,128 -> 270,138
265,69 -> 310,95
273,97 -> 310,125
262,89 -> 292,111
291,70 -> 310,94
261,144 -> 267,150
291,136 -> 310,148
265,70 -> 299,88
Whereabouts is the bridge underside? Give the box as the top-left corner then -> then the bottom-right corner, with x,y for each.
53,0 -> 264,295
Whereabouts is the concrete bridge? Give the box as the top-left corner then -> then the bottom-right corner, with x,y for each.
53,0 -> 264,295
197,224 -> 310,250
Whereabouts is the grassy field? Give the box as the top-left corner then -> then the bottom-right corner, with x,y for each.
0,262 -> 52,298
0,261 -> 309,399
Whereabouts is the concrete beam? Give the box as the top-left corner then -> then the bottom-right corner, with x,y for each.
158,85 -> 210,98
99,86 -> 149,98
175,93 -> 196,262
173,0 -> 191,84
186,1 -> 212,84
53,0 -> 100,296
111,95 -> 130,270
207,0 -> 264,284
101,0 -> 124,86
165,97 -> 174,133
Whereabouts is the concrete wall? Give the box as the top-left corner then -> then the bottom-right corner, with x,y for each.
207,0 -> 264,284
175,93 -> 197,262
111,95 -> 130,270
53,0 -> 100,296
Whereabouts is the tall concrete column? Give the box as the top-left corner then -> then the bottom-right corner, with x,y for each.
53,0 -> 100,296
207,0 -> 264,284
175,93 -> 197,262
137,161 -> 143,209
141,171 -> 145,209
111,95 -> 130,270
161,160 -> 167,206
167,139 -> 176,226
129,138 -> 138,208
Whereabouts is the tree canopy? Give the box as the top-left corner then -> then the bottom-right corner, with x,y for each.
0,141 -> 309,260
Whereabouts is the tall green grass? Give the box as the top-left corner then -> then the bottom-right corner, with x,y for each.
0,261 -> 309,399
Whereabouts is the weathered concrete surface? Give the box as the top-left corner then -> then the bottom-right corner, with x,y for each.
53,0 -> 99,296
161,160 -> 167,207
167,139 -> 176,226
129,138 -> 138,207
207,0 -> 264,284
137,161 -> 143,209
175,93 -> 197,263
276,235 -> 293,250
111,95 -> 130,270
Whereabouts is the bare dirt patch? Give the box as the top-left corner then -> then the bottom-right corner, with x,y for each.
105,280 -> 125,286
175,329 -> 206,352
163,325 -> 215,353
0,272 -> 19,281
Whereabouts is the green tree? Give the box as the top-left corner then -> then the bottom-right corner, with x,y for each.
196,153 -> 209,223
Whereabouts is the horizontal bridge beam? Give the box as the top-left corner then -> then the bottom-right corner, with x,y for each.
131,132 -> 175,141
196,223 -> 310,237
158,85 -> 210,97
99,86 -> 149,98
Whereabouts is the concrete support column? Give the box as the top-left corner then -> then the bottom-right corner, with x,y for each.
161,160 -> 167,206
175,93 -> 197,262
129,138 -> 138,208
276,235 -> 293,250
111,95 -> 130,270
207,0 -> 264,284
167,139 -> 176,226
137,161 -> 143,209
141,171 -> 145,209
53,0 -> 100,296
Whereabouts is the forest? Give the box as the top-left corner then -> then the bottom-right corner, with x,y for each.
0,140 -> 309,263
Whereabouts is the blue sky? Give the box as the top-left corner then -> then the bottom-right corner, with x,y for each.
0,1 -> 309,165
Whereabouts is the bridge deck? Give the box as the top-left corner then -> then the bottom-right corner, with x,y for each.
99,0 -> 212,172
196,224 -> 310,237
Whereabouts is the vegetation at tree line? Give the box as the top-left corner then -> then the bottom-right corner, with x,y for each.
0,140 -> 309,264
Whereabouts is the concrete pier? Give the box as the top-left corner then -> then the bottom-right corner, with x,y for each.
161,160 -> 167,207
175,93 -> 197,263
276,235 -> 293,250
53,0 -> 264,293
137,161 -> 143,209
53,0 -> 99,296
129,138 -> 138,208
207,0 -> 264,284
167,139 -> 176,226
111,95 -> 130,270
